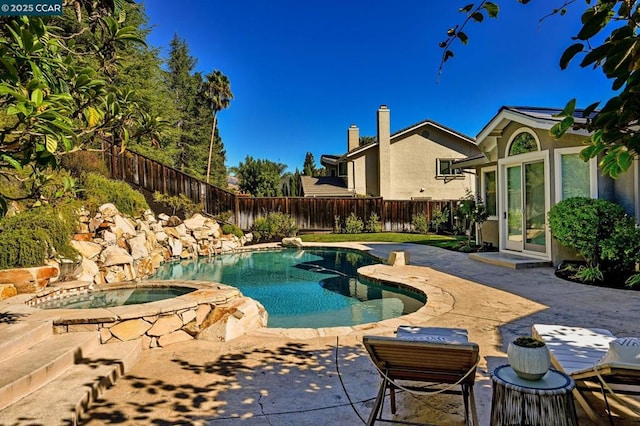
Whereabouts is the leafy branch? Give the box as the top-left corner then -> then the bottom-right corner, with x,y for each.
441,0 -> 640,178
438,1 -> 501,79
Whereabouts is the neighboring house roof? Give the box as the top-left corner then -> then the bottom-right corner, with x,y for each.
320,154 -> 341,168
336,119 -> 476,161
343,139 -> 377,159
300,176 -> 354,197
391,118 -> 475,144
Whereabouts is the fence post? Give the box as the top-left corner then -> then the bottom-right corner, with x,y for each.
234,194 -> 240,226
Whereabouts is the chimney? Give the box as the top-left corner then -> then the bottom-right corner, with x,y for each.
348,124 -> 359,152
377,105 -> 391,198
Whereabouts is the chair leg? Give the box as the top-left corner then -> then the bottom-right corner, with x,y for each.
468,385 -> 479,426
462,385 -> 470,425
389,382 -> 397,414
367,377 -> 387,426
572,386 -> 605,425
599,381 -> 615,426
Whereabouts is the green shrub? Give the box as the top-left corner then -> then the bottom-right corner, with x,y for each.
251,212 -> 298,241
35,169 -> 83,206
60,150 -> 110,178
344,213 -> 364,234
153,192 -> 203,217
573,265 -> 604,283
365,212 -> 382,233
81,172 -> 149,217
412,212 -> 429,234
626,273 -> 640,289
458,243 -> 477,253
333,215 -> 342,233
214,210 -> 233,223
430,206 -> 449,233
600,216 -> 640,272
456,191 -> 489,246
548,197 -> 627,270
0,206 -> 77,268
221,223 -> 244,238
251,217 -> 271,241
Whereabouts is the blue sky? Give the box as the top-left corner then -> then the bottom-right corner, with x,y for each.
142,1 -> 615,173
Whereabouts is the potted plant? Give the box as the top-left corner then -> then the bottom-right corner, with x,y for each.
507,336 -> 551,380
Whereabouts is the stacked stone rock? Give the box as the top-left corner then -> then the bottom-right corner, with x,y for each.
68,203 -> 252,285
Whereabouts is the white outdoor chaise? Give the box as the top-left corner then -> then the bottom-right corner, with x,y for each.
532,324 -> 640,424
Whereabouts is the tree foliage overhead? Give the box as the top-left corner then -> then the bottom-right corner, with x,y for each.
0,1 -> 153,212
442,0 -> 640,178
0,4 -> 233,214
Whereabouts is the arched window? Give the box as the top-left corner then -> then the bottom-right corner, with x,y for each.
508,131 -> 539,156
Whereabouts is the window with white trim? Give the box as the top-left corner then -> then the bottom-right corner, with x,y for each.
481,168 -> 497,218
508,130 -> 539,156
437,159 -> 462,177
554,147 -> 598,201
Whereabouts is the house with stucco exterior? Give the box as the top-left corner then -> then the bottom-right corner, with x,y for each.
320,105 -> 480,201
455,106 -> 640,266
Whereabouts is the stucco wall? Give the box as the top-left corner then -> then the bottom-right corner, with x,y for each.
350,150 -> 379,197
388,127 -> 478,200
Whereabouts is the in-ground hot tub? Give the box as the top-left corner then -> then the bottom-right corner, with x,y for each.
35,284 -> 197,310
26,280 -> 267,347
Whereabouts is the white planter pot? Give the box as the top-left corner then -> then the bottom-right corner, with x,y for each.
507,342 -> 551,380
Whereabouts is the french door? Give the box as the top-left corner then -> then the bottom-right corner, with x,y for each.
503,158 -> 548,254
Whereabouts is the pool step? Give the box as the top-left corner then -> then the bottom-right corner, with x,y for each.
0,319 -> 53,360
0,331 -> 100,412
0,338 -> 142,425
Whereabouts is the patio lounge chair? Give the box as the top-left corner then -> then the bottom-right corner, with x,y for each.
363,327 -> 479,426
532,324 -> 640,424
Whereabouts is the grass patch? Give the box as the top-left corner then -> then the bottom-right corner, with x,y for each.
299,232 -> 466,250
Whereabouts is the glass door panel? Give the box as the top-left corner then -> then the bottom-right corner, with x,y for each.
524,161 -> 546,252
506,165 -> 523,251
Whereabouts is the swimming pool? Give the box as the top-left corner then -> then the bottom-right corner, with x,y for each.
150,248 -> 425,328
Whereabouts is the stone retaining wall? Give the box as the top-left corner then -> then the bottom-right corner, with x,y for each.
62,204 -> 252,286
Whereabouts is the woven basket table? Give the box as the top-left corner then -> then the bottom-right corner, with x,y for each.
491,364 -> 578,426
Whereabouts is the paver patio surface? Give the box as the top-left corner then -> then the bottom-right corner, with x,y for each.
81,243 -> 640,425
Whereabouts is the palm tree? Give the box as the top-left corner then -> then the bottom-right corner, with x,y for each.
203,70 -> 233,183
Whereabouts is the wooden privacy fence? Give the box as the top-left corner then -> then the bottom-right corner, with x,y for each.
105,146 -> 457,232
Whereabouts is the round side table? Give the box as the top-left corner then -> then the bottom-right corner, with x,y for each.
490,364 -> 578,426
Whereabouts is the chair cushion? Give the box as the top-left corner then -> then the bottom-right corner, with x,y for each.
396,326 -> 469,343
600,337 -> 640,365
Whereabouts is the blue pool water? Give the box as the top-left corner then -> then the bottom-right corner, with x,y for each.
150,248 -> 425,328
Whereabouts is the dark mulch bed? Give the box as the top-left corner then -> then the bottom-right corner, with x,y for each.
555,261 -> 638,290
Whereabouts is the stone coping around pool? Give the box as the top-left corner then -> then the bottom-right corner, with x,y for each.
18,280 -> 270,348
26,280 -> 241,324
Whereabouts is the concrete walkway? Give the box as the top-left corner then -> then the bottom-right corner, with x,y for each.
80,244 -> 640,425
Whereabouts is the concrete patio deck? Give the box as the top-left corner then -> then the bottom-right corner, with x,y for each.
30,244 -> 640,424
